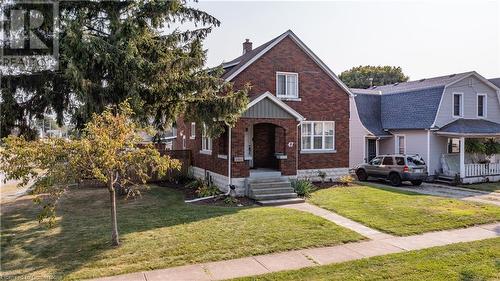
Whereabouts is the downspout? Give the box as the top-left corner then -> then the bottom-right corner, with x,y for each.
185,126 -> 234,203
296,121 -> 303,177
227,125 -> 233,194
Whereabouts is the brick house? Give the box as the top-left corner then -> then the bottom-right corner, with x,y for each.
175,30 -> 352,197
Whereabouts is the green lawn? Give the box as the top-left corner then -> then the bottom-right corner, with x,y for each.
459,182 -> 500,193
233,238 -> 500,281
1,185 -> 363,280
308,184 -> 500,236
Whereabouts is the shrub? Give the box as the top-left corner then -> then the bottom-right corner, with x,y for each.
338,175 -> 354,186
317,170 -> 327,183
197,184 -> 220,197
291,179 -> 316,197
223,196 -> 239,206
186,179 -> 220,197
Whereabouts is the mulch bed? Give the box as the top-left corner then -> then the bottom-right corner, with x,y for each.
312,181 -> 349,189
157,181 -> 257,207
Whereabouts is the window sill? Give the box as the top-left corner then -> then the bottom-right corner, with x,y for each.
217,154 -> 228,159
199,150 -> 212,155
190,136 -> 195,140
277,96 -> 301,101
301,149 -> 336,154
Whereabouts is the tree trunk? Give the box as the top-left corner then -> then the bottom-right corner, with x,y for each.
109,179 -> 120,246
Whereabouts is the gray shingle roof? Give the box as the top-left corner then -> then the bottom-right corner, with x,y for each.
381,86 -> 445,129
369,72 -> 473,94
354,93 -> 389,136
489,78 -> 500,89
221,32 -> 285,80
353,86 -> 445,132
439,119 -> 500,135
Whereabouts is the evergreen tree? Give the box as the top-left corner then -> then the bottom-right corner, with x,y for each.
1,0 -> 248,139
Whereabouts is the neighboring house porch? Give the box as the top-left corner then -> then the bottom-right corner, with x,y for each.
435,119 -> 500,183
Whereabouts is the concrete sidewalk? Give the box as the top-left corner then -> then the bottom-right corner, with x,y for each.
90,222 -> 499,281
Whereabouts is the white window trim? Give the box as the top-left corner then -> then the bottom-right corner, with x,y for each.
394,134 -> 406,155
200,124 -> 212,154
452,92 -> 464,118
477,93 -> 487,118
300,121 -> 336,153
190,122 -> 196,139
276,71 -> 299,99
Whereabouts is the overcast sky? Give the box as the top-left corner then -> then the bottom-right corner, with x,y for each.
193,0 -> 500,80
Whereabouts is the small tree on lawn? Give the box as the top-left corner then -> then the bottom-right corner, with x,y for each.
0,101 -> 180,246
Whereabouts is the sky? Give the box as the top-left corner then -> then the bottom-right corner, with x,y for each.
192,0 -> 500,80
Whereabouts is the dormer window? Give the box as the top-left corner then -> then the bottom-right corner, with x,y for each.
276,72 -> 298,99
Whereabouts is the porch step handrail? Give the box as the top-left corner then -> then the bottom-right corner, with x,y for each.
464,163 -> 500,177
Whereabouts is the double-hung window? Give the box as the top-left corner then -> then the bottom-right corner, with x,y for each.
453,93 -> 463,117
276,72 -> 298,98
477,94 -> 487,118
301,121 -> 335,151
201,124 -> 212,153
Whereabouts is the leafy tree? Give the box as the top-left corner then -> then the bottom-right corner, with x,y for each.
0,101 -> 180,246
339,65 -> 409,89
1,0 -> 248,139
466,138 -> 500,160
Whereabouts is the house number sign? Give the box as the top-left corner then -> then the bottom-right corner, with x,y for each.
288,142 -> 294,148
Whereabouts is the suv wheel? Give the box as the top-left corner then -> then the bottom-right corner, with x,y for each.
411,180 -> 423,186
389,173 -> 402,186
356,169 -> 368,181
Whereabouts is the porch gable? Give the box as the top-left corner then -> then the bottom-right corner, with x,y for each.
242,92 -> 305,121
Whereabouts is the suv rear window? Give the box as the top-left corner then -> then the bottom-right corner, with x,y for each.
407,156 -> 425,166
382,157 -> 394,165
395,157 -> 405,165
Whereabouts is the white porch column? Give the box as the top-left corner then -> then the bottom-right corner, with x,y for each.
459,137 -> 465,180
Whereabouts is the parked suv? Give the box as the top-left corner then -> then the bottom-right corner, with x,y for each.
356,154 -> 428,186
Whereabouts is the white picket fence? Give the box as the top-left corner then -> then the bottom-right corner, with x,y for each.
464,163 -> 500,177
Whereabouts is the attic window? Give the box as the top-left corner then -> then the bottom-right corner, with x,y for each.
419,79 -> 426,82
276,72 -> 299,98
393,83 -> 399,86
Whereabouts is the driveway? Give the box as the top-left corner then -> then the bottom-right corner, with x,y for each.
364,180 -> 500,206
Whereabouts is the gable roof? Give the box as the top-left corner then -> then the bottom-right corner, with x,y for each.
245,92 -> 305,121
220,30 -> 352,96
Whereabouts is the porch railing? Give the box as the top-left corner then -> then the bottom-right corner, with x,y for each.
464,163 -> 500,177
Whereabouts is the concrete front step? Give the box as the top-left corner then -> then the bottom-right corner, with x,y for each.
258,198 -> 305,206
251,187 -> 295,195
253,193 -> 298,201
248,177 -> 289,184
249,170 -> 282,178
250,182 -> 291,189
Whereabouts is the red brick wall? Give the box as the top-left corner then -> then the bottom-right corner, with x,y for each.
175,35 -> 350,176
231,36 -> 350,169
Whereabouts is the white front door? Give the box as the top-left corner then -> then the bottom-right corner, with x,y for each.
244,126 -> 254,167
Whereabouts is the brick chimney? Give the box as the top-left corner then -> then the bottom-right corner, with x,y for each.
242,39 -> 252,54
